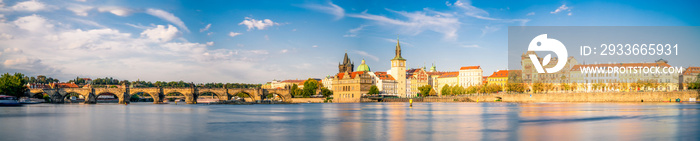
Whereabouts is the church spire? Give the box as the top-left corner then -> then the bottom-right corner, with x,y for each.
392,35 -> 405,61
343,52 -> 350,64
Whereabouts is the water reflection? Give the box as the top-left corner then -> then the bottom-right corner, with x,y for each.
0,102 -> 698,140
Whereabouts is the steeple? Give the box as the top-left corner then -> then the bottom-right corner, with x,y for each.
343,52 -> 350,64
392,35 -> 405,61
339,51 -> 354,73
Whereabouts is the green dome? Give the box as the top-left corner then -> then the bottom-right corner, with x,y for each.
356,59 -> 371,72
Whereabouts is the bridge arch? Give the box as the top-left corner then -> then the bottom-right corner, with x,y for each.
262,92 -> 289,102
95,92 -> 120,103
130,88 -> 163,104
264,89 -> 292,103
162,88 -> 196,103
228,88 -> 259,102
230,91 -> 255,102
130,92 -> 156,102
197,88 -> 229,101
63,92 -> 86,103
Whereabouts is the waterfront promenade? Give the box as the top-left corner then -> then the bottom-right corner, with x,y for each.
370,91 -> 699,103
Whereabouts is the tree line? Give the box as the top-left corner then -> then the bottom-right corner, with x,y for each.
289,78 -> 332,98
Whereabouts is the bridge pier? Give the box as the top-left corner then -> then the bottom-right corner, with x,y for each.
50,93 -> 64,104
84,93 -> 96,104
153,94 -> 163,104
118,95 -> 130,104
185,94 -> 197,104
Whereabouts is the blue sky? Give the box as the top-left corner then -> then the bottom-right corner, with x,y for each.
0,0 -> 698,83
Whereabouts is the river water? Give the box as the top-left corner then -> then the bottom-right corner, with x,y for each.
1,102 -> 698,140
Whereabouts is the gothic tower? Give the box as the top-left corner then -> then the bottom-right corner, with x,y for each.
338,52 -> 354,73
390,37 -> 407,97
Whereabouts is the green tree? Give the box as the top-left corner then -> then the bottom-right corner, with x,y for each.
452,85 -> 465,95
290,84 -> 299,97
0,73 -> 29,97
441,85 -> 452,95
532,82 -> 544,93
506,83 -> 525,93
368,85 -> 380,95
320,87 -> 333,97
417,85 -> 432,97
130,94 -> 141,102
302,78 -> 319,97
466,85 -> 479,94
42,94 -> 51,102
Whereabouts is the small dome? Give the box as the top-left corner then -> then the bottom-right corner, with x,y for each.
356,59 -> 371,72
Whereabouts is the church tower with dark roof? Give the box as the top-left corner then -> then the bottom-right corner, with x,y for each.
339,52 -> 354,73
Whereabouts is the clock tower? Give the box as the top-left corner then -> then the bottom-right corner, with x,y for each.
390,37 -> 407,97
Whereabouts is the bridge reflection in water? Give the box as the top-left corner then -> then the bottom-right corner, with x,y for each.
28,87 -> 291,104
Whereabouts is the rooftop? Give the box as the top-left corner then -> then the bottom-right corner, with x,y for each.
460,66 -> 481,70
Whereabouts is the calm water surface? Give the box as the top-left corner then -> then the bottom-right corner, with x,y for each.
1,102 -> 698,140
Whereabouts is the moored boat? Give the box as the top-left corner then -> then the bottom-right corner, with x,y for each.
0,95 -> 22,106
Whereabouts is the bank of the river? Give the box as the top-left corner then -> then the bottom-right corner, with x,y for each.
463,91 -> 699,102
372,91 -> 700,103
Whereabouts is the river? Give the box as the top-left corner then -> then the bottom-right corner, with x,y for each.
1,102 -> 698,140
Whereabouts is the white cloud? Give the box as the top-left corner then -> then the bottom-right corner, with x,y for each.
0,33 -> 13,39
448,0 -> 530,25
97,7 -> 132,16
280,49 -> 288,53
3,48 -> 22,53
384,38 -> 412,46
125,23 -> 150,30
451,0 -> 491,20
343,25 -> 366,37
206,41 -> 214,46
70,18 -> 105,28
353,50 -> 379,61
11,0 -> 47,12
481,25 -> 499,36
200,23 -> 211,32
348,9 -> 460,39
568,12 -> 572,16
312,45 -> 318,48
140,24 -> 180,42
0,15 -> 279,83
551,4 -> 571,14
301,1 -> 344,20
67,4 -> 93,16
75,0 -> 87,2
4,57 -> 29,66
462,44 -> 479,48
145,8 -> 190,33
238,17 -> 280,31
13,14 -> 54,33
526,12 -> 535,16
228,32 -> 241,37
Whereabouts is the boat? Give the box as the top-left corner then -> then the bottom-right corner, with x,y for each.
19,98 -> 42,104
0,95 -> 22,106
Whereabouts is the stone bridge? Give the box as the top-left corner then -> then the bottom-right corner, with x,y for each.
28,87 -> 291,104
